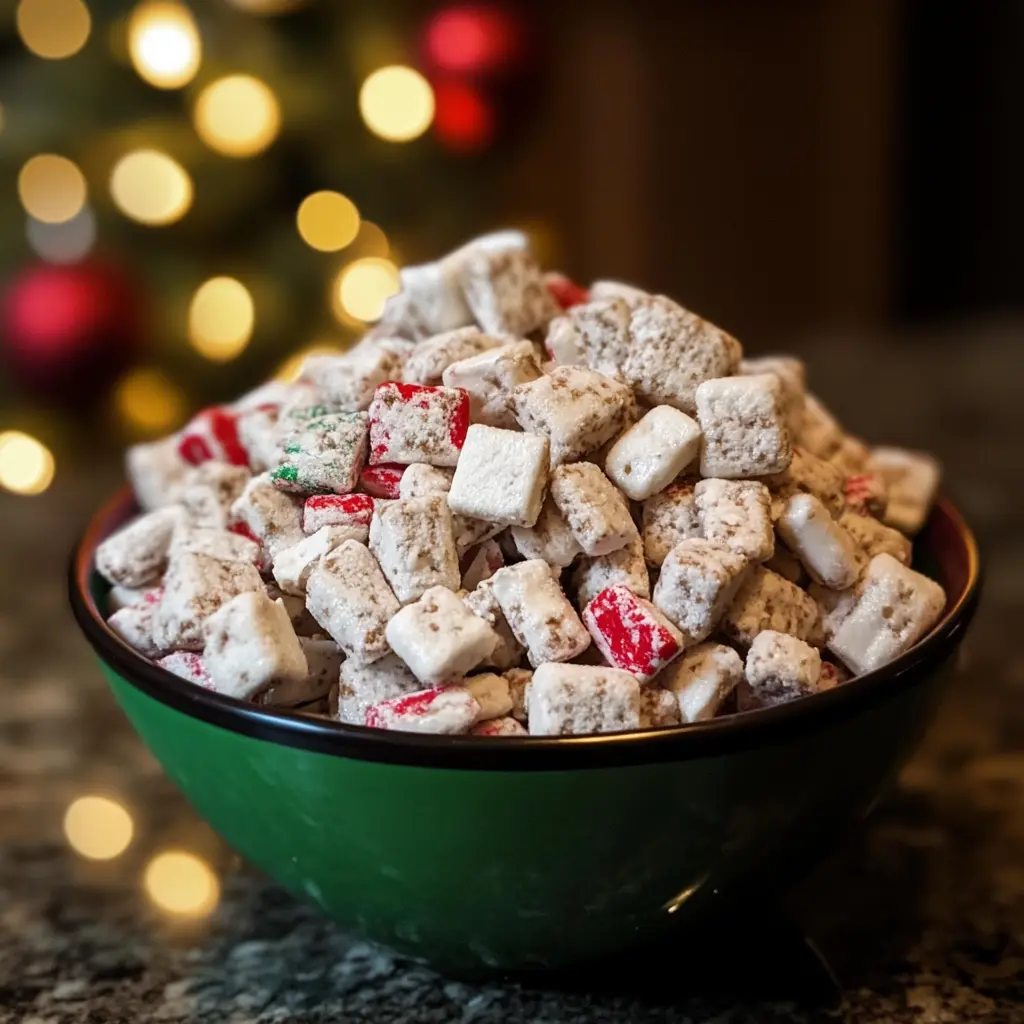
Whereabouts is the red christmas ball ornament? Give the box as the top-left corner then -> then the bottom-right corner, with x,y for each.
0,260 -> 145,408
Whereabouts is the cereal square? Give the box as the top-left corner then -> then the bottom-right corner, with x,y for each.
366,686 -> 480,734
721,566 -> 821,649
271,411 -> 368,495
359,463 -> 405,498
839,511 -> 912,565
442,340 -> 542,429
569,298 -> 631,375
509,496 -> 582,568
272,526 -> 355,596
777,493 -> 865,590
571,535 -> 651,608
641,478 -> 701,566
402,327 -> 500,386
743,630 -> 823,707
230,472 -> 305,562
550,462 -> 639,556
368,382 -> 470,467
336,654 -> 420,725
695,479 -> 775,562
458,246 -> 559,336
657,642 -> 743,723
527,663 -> 641,736
867,447 -> 941,536
179,462 -> 251,529
738,355 -> 806,435
300,346 -> 402,412
302,493 -> 374,538
96,506 -> 185,588
126,436 -> 189,511
605,406 -> 703,501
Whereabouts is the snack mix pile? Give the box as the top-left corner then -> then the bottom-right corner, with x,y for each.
97,231 -> 947,737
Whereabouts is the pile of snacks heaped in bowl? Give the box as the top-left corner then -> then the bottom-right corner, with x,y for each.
99,231 -> 947,737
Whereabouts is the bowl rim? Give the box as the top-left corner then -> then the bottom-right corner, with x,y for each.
69,487 -> 982,771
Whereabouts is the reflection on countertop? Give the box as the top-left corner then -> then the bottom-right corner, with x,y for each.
1,327 -> 1023,1023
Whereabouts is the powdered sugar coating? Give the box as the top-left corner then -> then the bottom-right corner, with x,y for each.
368,382 -> 469,467
366,686 -> 480,734
271,410 -> 368,495
738,355 -> 806,435
657,642 -> 743,723
230,473 -> 304,563
461,538 -> 504,592
528,663 -> 641,736
744,630 -> 823,707
867,447 -> 941,536
157,651 -> 213,688
549,462 -> 639,556
695,479 -> 775,562
571,535 -> 651,608
442,340 -> 542,429
471,716 -> 528,737
510,496 -> 582,568
96,506 -> 185,588
272,526 -> 356,596
179,462 -> 251,529
641,478 -> 701,566
464,672 -> 514,721
127,436 -> 189,511
458,246 -> 559,337
462,578 -> 524,670
302,493 -> 373,538
605,406 -> 703,501
839,511 -> 912,565
300,347 -> 403,412
336,654 -> 419,725
721,566 -> 822,649
170,525 -> 262,567
777,492 -> 865,589
569,298 -> 632,375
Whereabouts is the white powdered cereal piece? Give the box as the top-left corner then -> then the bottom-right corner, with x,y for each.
301,347 -> 403,412
369,495 -> 460,603
695,479 -> 775,562
403,326 -> 500,385
605,406 -> 703,501
568,298 -> 632,375
622,296 -> 741,414
366,686 -> 480,734
96,506 -> 185,588
504,667 -> 532,722
385,586 -> 500,685
465,672 -> 514,721
179,463 -> 251,529
721,566 -> 821,649
571,536 -> 651,608
262,636 -> 343,707
511,366 -> 634,467
843,472 -> 889,519
639,686 -> 682,728
170,525 -> 262,566
744,630 -> 823,707
381,260 -> 474,339
798,393 -> 844,459
527,663 -> 641,736
549,462 -> 639,556
157,651 -> 213,688
235,404 -> 280,473
657,642 -> 743,723
367,382 -> 470,468
442,340 -> 542,429
641,479 -> 701,566
760,447 -> 846,520
305,540 -> 400,665
828,554 -> 946,674
230,473 -> 304,562
398,463 -> 454,499
777,493 -> 865,589
336,654 -> 420,725
764,544 -> 805,584
544,315 -> 587,366
510,496 -> 582,568
739,355 -> 806,436
107,597 -> 163,658
808,582 -> 859,643
461,538 -> 504,591
489,559 -> 591,666
463,578 -> 523,670
839,511 -> 912,565
154,552 -> 263,651
458,246 -> 560,336
471,716 -> 528,737
271,410 -> 368,495
126,436 -> 189,511
272,526 -> 354,596
108,583 -> 160,612
652,538 -> 750,645
448,424 -> 549,527
696,374 -> 792,478
589,279 -> 649,306
867,447 -> 941,536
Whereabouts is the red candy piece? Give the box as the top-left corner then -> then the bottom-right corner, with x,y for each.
359,464 -> 405,499
302,493 -> 375,534
582,584 -> 683,683
545,273 -> 590,311
844,473 -> 886,515
157,651 -> 214,689
177,407 -> 248,467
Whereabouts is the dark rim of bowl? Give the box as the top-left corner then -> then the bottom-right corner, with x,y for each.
69,488 -> 982,771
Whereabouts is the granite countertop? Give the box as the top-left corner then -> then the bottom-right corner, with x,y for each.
1,328 -> 1022,1023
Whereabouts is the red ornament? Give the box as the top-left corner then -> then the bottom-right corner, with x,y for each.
423,3 -> 522,74
0,260 -> 144,408
433,79 -> 495,153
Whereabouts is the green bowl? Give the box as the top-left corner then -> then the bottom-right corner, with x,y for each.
69,488 -> 981,974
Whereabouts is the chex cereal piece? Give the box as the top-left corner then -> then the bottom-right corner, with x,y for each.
829,435 -> 870,477
397,463 -> 454,499
271,411 -> 368,495
571,536 -> 650,608
657,642 -> 743,723
511,366 -> 634,467
385,586 -> 499,685
839,511 -> 912,565
442,340 -> 542,429
108,583 -> 160,613
807,582 -> 859,644
170,525 -> 262,566
695,479 -> 775,562
696,374 -> 792,478
230,473 -> 304,562
641,478 -> 701,566
828,553 -> 946,674
764,544 -> 805,584
107,592 -> 163,658
402,327 -> 500,385
639,686 -> 682,728
235,403 -> 280,473
843,473 -> 888,518
368,382 -> 469,467
300,347 -> 402,412
504,667 -> 532,722
527,663 -> 641,736
471,716 -> 528,737
153,552 -> 263,651
96,506 -> 185,588
302,493 -> 374,538
179,463 -> 251,529
739,355 -> 806,435
550,462 -> 639,556
566,298 -> 632,375
544,271 -> 589,310
777,493 -> 864,590
761,447 -> 846,519
510,496 -> 582,568
262,637 -> 343,707
489,559 -> 590,666
458,245 -> 560,336
370,496 -> 460,603
177,406 -> 249,467
382,260 -> 474,339
544,314 -> 587,366
157,651 -> 212,688
652,538 -> 750,645
605,406 -> 703,501
461,538 -> 504,591
126,437 -> 189,510
465,673 -> 515,721
867,447 -> 941,536
744,630 -> 823,708
583,584 -> 683,683
721,566 -> 821,649
305,540 -> 400,664
589,279 -> 649,306
462,579 -> 523,670
798,393 -> 843,459
448,424 -> 549,527
622,296 -> 741,414
359,463 -> 405,498
366,686 -> 480,734
335,654 -> 420,725
272,526 -> 355,596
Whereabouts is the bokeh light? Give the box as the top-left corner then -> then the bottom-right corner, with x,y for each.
433,80 -> 494,153
225,0 -> 306,12
144,851 -> 220,916
110,149 -> 193,226
114,367 -> 187,433
296,191 -> 360,252
351,220 -> 390,258
0,431 -> 55,496
16,0 -> 91,60
63,796 -> 134,860
359,66 -> 435,142
333,257 -> 400,322
188,277 -> 255,361
26,204 -> 97,264
423,4 -> 520,74
18,155 -> 87,225
274,340 -> 345,382
127,1 -> 201,89
194,75 -> 281,158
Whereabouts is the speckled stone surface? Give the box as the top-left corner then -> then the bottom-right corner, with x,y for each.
1,329 -> 1022,1023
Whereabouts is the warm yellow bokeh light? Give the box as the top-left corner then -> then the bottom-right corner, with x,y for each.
194,75 -> 281,158
18,155 -> 87,225
63,796 -> 134,860
189,277 -> 255,361
226,0 -> 306,13
274,341 -> 344,382
352,220 -> 390,258
128,1 -> 201,89
114,367 -> 187,433
296,191 -> 360,253
359,66 -> 435,142
0,431 -> 55,496
334,257 -> 400,323
110,149 -> 193,226
17,0 -> 91,59
144,851 -> 220,916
